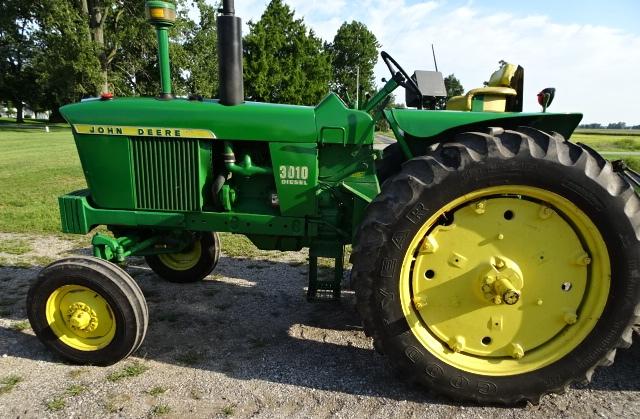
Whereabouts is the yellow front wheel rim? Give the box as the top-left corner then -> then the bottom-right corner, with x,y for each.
45,285 -> 116,351
399,185 -> 610,376
157,241 -> 202,271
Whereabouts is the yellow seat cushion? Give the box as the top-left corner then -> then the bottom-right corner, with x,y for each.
446,87 -> 517,112
446,95 -> 468,111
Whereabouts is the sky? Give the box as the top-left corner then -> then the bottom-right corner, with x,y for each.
203,0 -> 640,124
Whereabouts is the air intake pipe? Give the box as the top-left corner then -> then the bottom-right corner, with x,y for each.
217,0 -> 244,105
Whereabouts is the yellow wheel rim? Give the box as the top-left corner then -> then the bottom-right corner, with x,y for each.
399,185 -> 610,376
45,285 -> 116,351
157,241 -> 202,271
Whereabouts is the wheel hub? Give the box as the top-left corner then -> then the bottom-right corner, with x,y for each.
67,302 -> 98,332
480,256 -> 523,305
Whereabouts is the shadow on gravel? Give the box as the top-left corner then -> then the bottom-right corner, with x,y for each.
0,266 -> 34,321
1,256 -> 639,405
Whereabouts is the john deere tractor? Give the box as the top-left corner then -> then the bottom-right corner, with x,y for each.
26,0 -> 640,404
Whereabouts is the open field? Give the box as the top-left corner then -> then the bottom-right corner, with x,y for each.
1,126 -> 639,417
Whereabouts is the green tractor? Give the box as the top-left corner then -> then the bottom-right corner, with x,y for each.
26,0 -> 639,404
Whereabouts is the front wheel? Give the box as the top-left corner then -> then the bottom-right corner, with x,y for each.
352,127 -> 640,404
145,232 -> 221,283
27,256 -> 148,365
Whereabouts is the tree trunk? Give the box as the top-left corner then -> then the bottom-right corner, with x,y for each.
48,108 -> 65,123
79,0 -> 92,42
16,102 -> 24,123
84,0 -> 109,93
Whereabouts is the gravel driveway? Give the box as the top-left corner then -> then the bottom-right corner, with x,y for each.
0,233 -> 638,418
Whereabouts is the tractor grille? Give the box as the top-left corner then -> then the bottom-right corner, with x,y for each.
131,137 -> 200,212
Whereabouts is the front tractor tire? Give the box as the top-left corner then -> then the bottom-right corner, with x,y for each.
27,256 -> 148,366
352,127 -> 640,404
145,232 -> 221,283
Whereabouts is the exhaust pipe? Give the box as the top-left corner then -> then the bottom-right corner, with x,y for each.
217,0 -> 244,106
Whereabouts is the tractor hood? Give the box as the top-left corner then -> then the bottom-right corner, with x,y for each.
60,97 -> 318,142
388,108 -> 583,140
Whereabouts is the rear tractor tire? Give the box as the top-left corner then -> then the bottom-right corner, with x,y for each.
145,232 -> 221,283
352,127 -> 640,404
27,256 -> 148,366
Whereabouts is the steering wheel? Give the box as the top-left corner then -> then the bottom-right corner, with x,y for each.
381,51 -> 422,99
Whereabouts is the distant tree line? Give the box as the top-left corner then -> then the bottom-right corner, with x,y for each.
579,122 -> 640,130
1,0 -> 462,122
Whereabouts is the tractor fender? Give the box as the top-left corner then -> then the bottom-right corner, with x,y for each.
386,108 -> 582,141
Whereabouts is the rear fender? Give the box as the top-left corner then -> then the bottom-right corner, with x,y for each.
385,108 -> 582,157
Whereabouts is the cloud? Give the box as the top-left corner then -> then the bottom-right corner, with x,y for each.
204,0 -> 640,123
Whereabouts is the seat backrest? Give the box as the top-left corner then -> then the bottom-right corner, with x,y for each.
505,65 -> 524,112
487,63 -> 518,87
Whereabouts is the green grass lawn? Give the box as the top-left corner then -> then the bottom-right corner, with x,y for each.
0,128 -> 86,233
571,133 -> 640,152
1,128 -> 639,236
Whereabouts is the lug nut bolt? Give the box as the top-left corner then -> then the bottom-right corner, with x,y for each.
450,336 -> 465,353
503,290 -> 520,305
539,206 -> 553,219
576,253 -> 592,265
421,236 -> 439,253
511,343 -> 525,359
564,312 -> 578,325
414,298 -> 427,309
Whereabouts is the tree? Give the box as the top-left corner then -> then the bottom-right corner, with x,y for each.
0,0 -> 41,122
435,73 -> 464,109
181,0 -> 218,98
327,21 -> 380,107
607,122 -> 627,130
243,0 -> 331,105
35,0 -> 102,119
579,123 -> 603,129
75,0 -> 130,94
106,0 -> 172,97
445,74 -> 464,97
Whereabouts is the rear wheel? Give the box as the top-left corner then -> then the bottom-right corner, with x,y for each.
27,256 -> 148,365
352,127 -> 640,404
145,232 -> 221,283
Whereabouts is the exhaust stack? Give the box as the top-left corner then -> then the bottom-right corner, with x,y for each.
217,0 -> 244,105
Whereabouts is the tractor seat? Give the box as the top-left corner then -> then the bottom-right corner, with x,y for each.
446,62 -> 524,112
